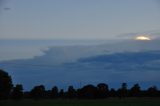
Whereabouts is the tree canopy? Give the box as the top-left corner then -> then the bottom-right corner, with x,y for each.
0,69 -> 13,99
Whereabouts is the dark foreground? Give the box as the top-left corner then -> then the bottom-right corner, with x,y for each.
1,98 -> 160,106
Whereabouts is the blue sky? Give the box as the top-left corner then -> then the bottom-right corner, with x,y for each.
0,0 -> 160,39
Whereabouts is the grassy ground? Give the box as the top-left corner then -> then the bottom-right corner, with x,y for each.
0,98 -> 160,106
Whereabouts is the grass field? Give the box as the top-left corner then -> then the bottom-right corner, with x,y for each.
1,98 -> 160,106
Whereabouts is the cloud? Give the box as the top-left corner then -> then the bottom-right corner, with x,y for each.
74,50 -> 160,71
1,42 -> 160,89
117,29 -> 160,40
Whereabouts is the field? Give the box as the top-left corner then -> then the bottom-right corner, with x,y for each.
1,98 -> 160,106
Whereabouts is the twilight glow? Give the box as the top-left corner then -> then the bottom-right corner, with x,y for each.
135,36 -> 151,41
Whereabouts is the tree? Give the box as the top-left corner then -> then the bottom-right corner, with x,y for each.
11,84 -> 23,100
59,89 -> 64,98
0,69 -> 13,99
67,86 -> 76,99
109,88 -> 116,97
97,83 -> 109,98
79,84 -> 97,99
117,83 -> 128,98
30,85 -> 46,100
147,86 -> 158,97
50,86 -> 58,99
130,83 -> 141,97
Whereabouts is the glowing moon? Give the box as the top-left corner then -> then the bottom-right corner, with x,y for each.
135,36 -> 151,41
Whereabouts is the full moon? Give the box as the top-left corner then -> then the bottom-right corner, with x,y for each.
135,36 -> 151,41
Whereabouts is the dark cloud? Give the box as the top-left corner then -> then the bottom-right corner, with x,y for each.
77,50 -> 160,71
3,7 -> 10,10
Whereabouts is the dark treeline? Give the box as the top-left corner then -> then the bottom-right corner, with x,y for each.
0,69 -> 160,100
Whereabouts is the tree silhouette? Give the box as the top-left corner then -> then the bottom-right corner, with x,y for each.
78,84 -> 97,99
59,89 -> 64,98
117,83 -> 128,98
1,69 -> 160,100
50,86 -> 58,99
130,83 -> 141,97
147,86 -> 158,97
97,83 -> 109,98
30,85 -> 46,100
67,86 -> 76,99
0,69 -> 13,99
11,84 -> 23,100
109,88 -> 116,97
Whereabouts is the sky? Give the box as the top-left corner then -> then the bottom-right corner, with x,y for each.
0,0 -> 160,39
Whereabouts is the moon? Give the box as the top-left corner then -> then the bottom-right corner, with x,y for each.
135,36 -> 151,41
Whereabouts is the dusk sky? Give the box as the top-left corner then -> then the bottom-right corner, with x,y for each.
0,0 -> 160,39
1,0 -> 160,90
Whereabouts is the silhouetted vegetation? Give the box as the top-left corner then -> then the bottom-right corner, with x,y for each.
129,83 -> 141,97
0,69 -> 160,100
0,69 -> 13,100
30,85 -> 46,100
50,86 -> 58,98
11,84 -> 23,100
67,86 -> 76,99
